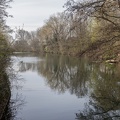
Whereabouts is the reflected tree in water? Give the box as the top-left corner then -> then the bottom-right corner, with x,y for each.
2,61 -> 26,120
76,63 -> 120,120
17,54 -> 92,97
15,53 -> 120,119
36,54 -> 92,97
2,93 -> 25,120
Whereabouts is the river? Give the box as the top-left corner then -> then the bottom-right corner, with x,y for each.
5,53 -> 120,120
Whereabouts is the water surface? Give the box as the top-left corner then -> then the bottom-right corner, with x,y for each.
8,53 -> 120,120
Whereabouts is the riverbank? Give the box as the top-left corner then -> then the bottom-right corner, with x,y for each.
13,48 -> 120,64
0,72 -> 11,120
0,57 -> 11,120
42,41 -> 120,63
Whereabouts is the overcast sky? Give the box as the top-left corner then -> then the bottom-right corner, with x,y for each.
7,0 -> 66,31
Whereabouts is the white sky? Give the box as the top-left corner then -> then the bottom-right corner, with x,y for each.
7,0 -> 66,31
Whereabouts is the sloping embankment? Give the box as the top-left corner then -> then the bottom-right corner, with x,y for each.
0,72 -> 11,120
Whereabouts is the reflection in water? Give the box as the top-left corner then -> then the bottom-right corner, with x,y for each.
76,72 -> 120,120
3,59 -> 26,120
9,53 -> 120,120
74,63 -> 120,119
19,54 -> 92,97
2,93 -> 25,120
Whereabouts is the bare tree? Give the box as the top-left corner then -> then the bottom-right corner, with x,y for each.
65,0 -> 120,59
0,0 -> 13,31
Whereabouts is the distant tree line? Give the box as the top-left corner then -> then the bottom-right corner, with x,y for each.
12,0 -> 120,60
